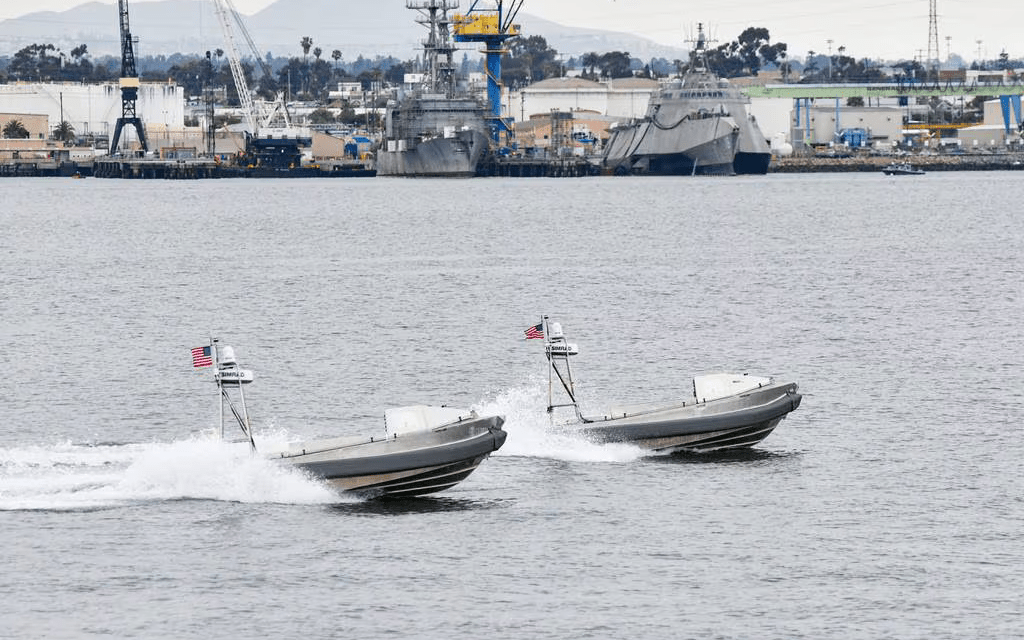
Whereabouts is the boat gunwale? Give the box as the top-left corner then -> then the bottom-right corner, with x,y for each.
578,387 -> 801,442
273,415 -> 504,460
580,382 -> 798,423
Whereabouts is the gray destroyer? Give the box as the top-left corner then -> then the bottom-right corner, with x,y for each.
603,24 -> 771,176
377,1 -> 491,178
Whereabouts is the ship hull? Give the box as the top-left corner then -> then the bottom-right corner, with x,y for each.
377,130 -> 490,178
733,114 -> 772,174
734,150 -> 771,175
604,116 -> 739,176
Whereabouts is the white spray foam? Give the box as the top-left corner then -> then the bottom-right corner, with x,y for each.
0,433 -> 341,512
473,382 -> 646,463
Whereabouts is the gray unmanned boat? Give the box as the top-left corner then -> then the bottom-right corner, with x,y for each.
532,318 -> 801,453
202,339 -> 507,497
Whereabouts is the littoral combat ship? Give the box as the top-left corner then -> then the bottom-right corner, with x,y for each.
377,1 -> 491,177
603,23 -> 771,176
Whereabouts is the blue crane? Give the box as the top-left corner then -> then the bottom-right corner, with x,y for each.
452,0 -> 524,142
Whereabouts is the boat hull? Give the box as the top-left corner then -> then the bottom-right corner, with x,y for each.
580,382 -> 801,453
274,415 -> 507,497
882,166 -> 925,175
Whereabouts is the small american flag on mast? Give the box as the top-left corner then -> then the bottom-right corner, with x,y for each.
524,322 -> 544,340
191,345 -> 213,368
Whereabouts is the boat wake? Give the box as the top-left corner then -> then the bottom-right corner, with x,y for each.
473,381 -> 648,463
0,433 -> 340,512
2,380 -> 654,511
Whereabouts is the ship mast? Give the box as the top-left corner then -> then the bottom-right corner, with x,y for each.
408,0 -> 459,98
681,22 -> 719,89
688,23 -> 712,75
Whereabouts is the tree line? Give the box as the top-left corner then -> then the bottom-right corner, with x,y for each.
0,39 -> 438,102
2,28 -> 1021,104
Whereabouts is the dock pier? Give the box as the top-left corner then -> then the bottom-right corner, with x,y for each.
93,158 -> 222,179
482,156 -> 600,177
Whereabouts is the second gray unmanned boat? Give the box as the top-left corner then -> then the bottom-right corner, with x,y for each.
201,339 -> 507,497
530,317 -> 801,452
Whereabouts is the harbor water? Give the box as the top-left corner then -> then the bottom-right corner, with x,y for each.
1,173 -> 1021,639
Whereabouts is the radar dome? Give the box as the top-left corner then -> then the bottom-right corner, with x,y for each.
548,322 -> 564,340
218,345 -> 237,365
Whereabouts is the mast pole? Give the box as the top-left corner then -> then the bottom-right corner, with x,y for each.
543,317 -> 582,420
236,371 -> 255,453
543,316 -> 553,413
213,336 -> 224,440
563,334 -> 580,421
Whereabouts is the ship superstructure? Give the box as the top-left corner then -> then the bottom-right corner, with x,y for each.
603,23 -> 771,176
674,24 -> 772,174
377,0 -> 491,177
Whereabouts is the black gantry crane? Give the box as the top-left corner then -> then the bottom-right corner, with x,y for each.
109,0 -> 148,155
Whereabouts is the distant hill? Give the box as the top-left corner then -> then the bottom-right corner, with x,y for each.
0,0 -> 687,63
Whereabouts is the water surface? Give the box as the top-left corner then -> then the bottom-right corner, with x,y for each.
2,173 -> 1021,638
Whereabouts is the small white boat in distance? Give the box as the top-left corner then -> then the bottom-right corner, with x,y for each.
201,339 -> 507,497
534,317 -> 801,453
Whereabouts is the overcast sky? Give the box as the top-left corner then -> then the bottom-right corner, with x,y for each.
0,0 -> 1016,62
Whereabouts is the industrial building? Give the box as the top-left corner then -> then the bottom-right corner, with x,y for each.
509,76 -> 658,125
0,82 -> 185,146
790,104 -> 905,149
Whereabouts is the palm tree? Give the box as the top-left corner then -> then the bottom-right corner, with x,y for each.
332,49 -> 342,74
300,37 -> 313,94
3,119 -> 30,138
313,47 -> 322,61
53,120 -> 75,142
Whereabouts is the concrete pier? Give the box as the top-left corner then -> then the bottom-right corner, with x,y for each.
482,156 -> 599,177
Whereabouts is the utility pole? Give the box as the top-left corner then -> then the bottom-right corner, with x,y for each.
927,0 -> 940,78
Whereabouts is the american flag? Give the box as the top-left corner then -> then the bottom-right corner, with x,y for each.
524,323 -> 544,340
191,345 -> 213,368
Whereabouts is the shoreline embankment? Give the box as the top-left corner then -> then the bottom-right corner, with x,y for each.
771,153 -> 1024,173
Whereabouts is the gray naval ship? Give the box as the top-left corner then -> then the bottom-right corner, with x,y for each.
377,1 -> 491,178
603,24 -> 771,176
